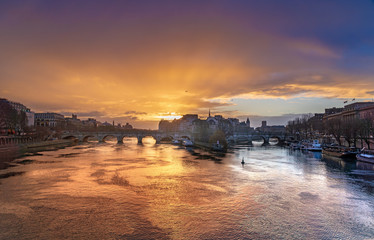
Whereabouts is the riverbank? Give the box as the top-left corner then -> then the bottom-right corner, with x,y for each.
194,141 -> 227,152
22,139 -> 74,150
0,139 -> 75,166
194,141 -> 211,149
1,144 -> 373,239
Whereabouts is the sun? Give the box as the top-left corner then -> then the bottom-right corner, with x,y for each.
156,112 -> 182,121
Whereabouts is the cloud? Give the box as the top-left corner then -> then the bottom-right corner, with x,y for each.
1,1 -> 374,128
124,111 -> 147,115
61,111 -> 105,118
237,113 -> 306,127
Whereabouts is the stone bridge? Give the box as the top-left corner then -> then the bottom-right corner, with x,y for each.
61,130 -> 192,144
61,130 -> 289,145
229,131 -> 288,144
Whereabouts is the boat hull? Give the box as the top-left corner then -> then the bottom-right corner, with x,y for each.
322,149 -> 357,160
356,154 -> 374,164
307,148 -> 322,152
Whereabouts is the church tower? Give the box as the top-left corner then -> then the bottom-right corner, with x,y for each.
246,117 -> 250,127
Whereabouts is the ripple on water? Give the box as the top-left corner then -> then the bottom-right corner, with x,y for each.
1,144 -> 374,239
0,171 -> 25,179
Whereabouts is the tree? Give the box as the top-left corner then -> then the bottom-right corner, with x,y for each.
209,130 -> 228,149
359,118 -> 373,149
325,118 -> 343,146
341,120 -> 353,147
0,101 -> 28,134
341,119 -> 367,148
192,119 -> 209,142
301,116 -> 308,139
350,119 -> 362,148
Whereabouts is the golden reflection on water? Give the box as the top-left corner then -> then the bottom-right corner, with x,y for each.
40,143 -> 262,238
142,136 -> 156,145
1,144 -> 374,239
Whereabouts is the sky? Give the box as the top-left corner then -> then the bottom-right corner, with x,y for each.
1,0 -> 374,128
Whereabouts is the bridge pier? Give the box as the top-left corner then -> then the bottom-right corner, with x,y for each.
61,131 -> 193,145
79,136 -> 87,142
97,135 -> 106,143
117,136 -> 123,144
154,136 -> 161,144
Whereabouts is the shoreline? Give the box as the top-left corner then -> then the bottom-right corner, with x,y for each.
22,139 -> 75,150
0,139 -> 76,165
194,141 -> 227,152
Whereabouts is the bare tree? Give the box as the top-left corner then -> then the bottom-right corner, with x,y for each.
325,118 -> 343,146
341,119 -> 361,147
359,118 -> 373,149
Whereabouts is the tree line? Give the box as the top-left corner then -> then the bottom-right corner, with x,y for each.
0,101 -> 28,135
286,115 -> 374,149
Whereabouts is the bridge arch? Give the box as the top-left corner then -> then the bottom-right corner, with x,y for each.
119,135 -> 139,144
139,135 -> 159,145
270,135 -> 286,145
62,135 -> 79,142
251,135 -> 269,145
100,134 -> 118,143
82,135 -> 99,142
159,136 -> 174,142
232,135 -> 252,144
268,136 -> 281,145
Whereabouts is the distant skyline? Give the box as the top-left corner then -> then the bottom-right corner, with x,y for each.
1,0 -> 374,129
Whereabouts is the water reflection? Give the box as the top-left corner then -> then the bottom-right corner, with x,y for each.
142,136 -> 156,146
0,144 -> 373,239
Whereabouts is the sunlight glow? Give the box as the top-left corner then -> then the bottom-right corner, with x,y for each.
156,113 -> 183,121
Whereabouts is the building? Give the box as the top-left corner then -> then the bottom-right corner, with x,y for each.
359,105 -> 374,120
323,102 -> 374,122
0,98 -> 34,127
257,124 -> 286,133
324,107 -> 344,116
65,114 -> 82,128
178,114 -> 199,132
0,98 -> 35,134
0,100 -> 13,134
2,98 -> 30,113
26,112 -> 35,127
159,114 -> 199,132
101,121 -> 112,127
82,118 -> 100,127
246,118 -> 250,127
35,113 -> 65,127
159,112 -> 254,136
309,113 -> 324,132
158,119 -> 175,132
228,118 -> 240,126
123,123 -> 133,129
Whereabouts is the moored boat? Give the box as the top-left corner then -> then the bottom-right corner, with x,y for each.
322,146 -> 359,160
289,142 -> 301,150
356,149 -> 374,164
211,141 -> 226,152
182,139 -> 194,147
172,139 -> 181,145
306,140 -> 322,152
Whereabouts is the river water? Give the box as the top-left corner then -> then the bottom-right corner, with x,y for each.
0,139 -> 374,239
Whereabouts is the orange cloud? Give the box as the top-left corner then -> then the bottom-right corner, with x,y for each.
1,1 -> 374,128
